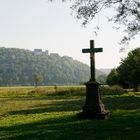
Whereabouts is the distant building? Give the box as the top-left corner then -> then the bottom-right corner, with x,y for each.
44,50 -> 49,55
34,49 -> 43,55
50,53 -> 59,57
34,49 -> 49,55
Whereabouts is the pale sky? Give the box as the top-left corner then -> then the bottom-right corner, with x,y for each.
0,0 -> 139,68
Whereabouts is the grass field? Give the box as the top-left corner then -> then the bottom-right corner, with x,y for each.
0,86 -> 140,140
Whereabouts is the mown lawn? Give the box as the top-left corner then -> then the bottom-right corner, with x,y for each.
0,86 -> 140,140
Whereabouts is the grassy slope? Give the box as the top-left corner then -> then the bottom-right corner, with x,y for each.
0,86 -> 140,140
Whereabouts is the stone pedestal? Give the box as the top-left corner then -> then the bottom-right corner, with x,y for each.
78,81 -> 109,119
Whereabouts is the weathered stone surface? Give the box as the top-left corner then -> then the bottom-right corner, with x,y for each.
78,40 -> 109,120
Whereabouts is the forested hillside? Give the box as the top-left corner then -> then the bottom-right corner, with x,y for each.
0,47 -> 107,86
0,47 -> 90,86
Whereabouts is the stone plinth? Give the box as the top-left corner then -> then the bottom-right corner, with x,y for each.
78,81 -> 109,119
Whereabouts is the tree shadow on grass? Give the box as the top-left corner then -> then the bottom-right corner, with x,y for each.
103,95 -> 140,111
7,95 -> 140,116
0,110 -> 140,140
8,99 -> 84,115
0,95 -> 140,139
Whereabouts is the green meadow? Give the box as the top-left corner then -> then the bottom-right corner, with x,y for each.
0,86 -> 140,140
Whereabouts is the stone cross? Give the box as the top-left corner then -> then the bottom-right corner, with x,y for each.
78,40 -> 109,119
82,40 -> 103,81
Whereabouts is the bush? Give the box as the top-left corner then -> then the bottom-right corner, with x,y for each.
100,85 -> 127,95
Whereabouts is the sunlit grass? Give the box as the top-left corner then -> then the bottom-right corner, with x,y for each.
0,86 -> 85,97
0,86 -> 140,140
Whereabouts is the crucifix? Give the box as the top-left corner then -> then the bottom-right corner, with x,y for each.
82,40 -> 103,82
78,40 -> 109,120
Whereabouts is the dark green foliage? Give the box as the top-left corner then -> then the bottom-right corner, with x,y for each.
118,48 -> 140,91
107,48 -> 140,91
100,85 -> 127,95
106,68 -> 119,85
0,47 -> 90,86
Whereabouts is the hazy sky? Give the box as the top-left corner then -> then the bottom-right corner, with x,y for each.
0,0 -> 139,68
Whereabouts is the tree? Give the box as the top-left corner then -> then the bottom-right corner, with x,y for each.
50,0 -> 140,44
97,74 -> 107,84
118,48 -> 140,91
106,68 -> 119,85
107,48 -> 140,91
33,73 -> 43,88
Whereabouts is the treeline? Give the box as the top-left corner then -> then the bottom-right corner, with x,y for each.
0,47 -> 92,86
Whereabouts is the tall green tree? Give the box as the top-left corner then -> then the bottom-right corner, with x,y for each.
107,48 -> 140,91
33,73 -> 43,88
106,68 -> 119,85
118,48 -> 140,91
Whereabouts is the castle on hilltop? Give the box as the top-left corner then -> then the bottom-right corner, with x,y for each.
33,49 -> 59,57
33,49 -> 49,55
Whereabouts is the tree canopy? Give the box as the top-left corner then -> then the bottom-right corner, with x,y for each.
107,48 -> 140,91
106,68 -> 119,85
118,47 -> 140,90
0,47 -> 108,86
50,0 -> 140,44
0,47 -> 91,86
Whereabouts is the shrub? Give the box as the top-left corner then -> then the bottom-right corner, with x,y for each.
100,85 -> 127,95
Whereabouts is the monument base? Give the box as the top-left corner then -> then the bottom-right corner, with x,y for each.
77,81 -> 109,120
77,111 -> 110,120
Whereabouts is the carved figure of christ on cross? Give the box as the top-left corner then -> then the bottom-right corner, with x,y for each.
78,40 -> 109,119
82,40 -> 103,82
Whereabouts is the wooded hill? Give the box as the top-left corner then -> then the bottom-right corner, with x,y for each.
0,47 -> 106,86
